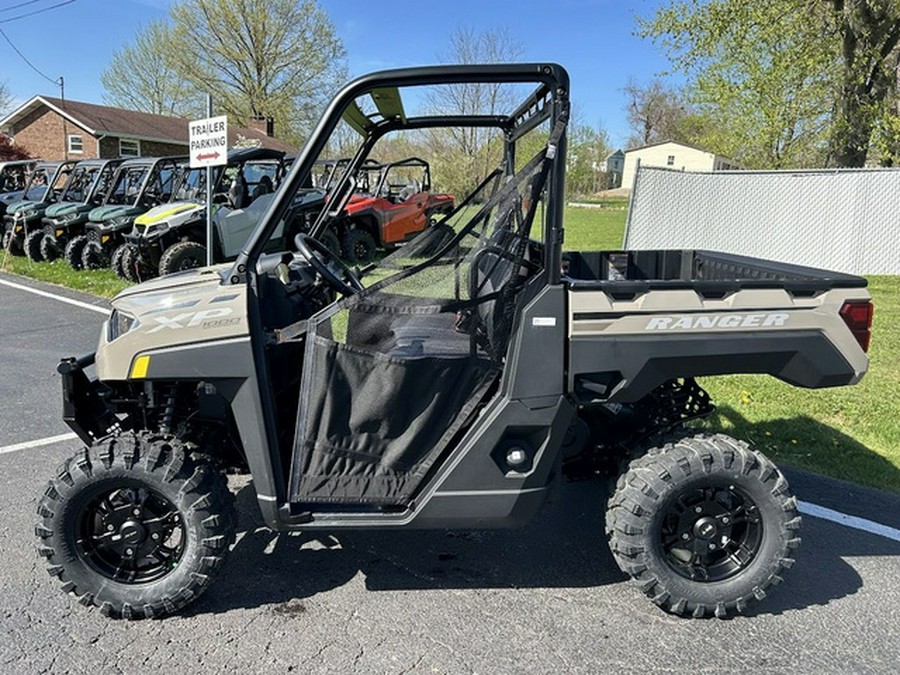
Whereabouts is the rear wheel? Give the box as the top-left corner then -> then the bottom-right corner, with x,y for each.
25,229 -> 45,261
341,228 -> 377,265
35,433 -> 236,619
606,433 -> 800,618
40,234 -> 63,262
82,241 -> 109,270
158,241 -> 206,275
64,235 -> 89,270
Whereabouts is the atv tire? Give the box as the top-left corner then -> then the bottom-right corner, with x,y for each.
111,243 -> 131,280
2,229 -> 24,256
40,234 -> 63,262
82,241 -> 108,270
122,245 -> 157,282
342,228 -> 377,265
606,433 -> 800,619
25,229 -> 45,261
64,235 -> 89,270
159,241 -> 206,276
36,432 -> 236,620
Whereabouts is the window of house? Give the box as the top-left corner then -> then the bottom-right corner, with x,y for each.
119,138 -> 141,157
67,134 -> 83,154
666,155 -> 675,166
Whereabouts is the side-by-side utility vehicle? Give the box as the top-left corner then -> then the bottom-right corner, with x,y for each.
31,158 -> 122,262
2,161 -> 77,254
66,156 -> 183,273
37,65 -> 872,621
125,148 -> 289,279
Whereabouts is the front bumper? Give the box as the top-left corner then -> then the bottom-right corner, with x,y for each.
59,353 -> 116,445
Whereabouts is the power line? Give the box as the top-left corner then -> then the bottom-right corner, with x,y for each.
0,0 -> 75,24
0,26 -> 59,86
0,1 -> 46,14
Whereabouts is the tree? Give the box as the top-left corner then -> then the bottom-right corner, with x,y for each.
166,0 -> 346,143
425,27 -> 524,196
623,78 -> 691,149
641,0 -> 900,167
101,21 -> 202,117
0,81 -> 13,117
0,133 -> 32,161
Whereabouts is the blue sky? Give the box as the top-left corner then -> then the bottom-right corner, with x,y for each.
0,0 -> 673,148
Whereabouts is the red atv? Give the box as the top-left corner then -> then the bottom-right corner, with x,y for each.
332,157 -> 454,263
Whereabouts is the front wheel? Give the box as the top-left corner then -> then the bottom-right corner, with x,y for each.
81,240 -> 109,270
606,433 -> 801,618
40,233 -> 63,262
159,241 -> 206,275
36,433 -> 236,619
2,228 -> 24,256
64,235 -> 88,270
24,229 -> 45,261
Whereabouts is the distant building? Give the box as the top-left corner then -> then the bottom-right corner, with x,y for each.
604,149 -> 625,188
0,96 -> 296,161
621,140 -> 740,189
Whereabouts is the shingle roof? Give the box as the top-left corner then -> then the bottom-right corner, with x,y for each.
2,96 -> 297,154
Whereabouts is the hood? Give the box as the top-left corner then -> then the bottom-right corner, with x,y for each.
45,201 -> 92,218
7,199 -> 48,215
114,264 -> 233,300
134,201 -> 203,230
89,204 -> 144,222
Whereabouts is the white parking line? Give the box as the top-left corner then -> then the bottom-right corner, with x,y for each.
798,500 -> 900,543
0,432 -> 79,456
0,277 -> 109,315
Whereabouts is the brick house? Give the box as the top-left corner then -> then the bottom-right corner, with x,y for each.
0,96 -> 295,160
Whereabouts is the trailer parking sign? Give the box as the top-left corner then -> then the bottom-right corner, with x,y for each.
189,115 -> 228,168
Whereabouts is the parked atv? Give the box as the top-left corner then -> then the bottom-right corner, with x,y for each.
30,159 -> 122,262
125,148 -> 287,278
2,161 -> 77,255
327,157 -> 454,264
38,64 -> 872,623
0,159 -> 38,222
67,156 -> 183,273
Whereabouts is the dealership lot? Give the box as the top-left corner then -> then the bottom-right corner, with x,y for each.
1,273 -> 898,674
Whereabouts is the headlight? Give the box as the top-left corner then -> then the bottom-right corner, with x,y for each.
108,309 -> 138,341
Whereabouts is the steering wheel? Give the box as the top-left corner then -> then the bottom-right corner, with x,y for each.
294,233 -> 365,296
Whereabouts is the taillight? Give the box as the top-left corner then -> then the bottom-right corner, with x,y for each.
839,300 -> 874,352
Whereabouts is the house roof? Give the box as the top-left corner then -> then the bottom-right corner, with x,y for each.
0,95 -> 296,154
624,139 -> 719,156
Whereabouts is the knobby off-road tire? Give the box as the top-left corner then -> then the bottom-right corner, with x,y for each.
64,235 -> 88,270
111,243 -> 131,280
2,228 -> 24,256
40,234 -> 63,262
81,241 -> 108,270
24,229 -> 44,261
159,241 -> 206,276
35,433 -> 236,619
342,228 -> 377,265
606,433 -> 801,619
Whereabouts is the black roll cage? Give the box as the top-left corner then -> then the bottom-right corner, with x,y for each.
230,63 -> 569,286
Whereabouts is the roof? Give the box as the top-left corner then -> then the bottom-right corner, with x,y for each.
624,139 -> 721,156
0,96 -> 296,154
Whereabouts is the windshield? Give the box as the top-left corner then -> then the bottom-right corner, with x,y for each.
105,165 -> 150,206
23,166 -> 52,201
60,166 -> 99,203
174,167 -> 210,201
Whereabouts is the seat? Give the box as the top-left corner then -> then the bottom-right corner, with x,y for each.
251,175 -> 273,202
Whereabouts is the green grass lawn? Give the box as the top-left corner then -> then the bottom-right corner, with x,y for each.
3,205 -> 897,492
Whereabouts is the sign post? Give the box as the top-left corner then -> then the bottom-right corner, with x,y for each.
189,101 -> 227,266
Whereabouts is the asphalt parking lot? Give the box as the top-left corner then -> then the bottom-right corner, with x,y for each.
1,272 -> 898,674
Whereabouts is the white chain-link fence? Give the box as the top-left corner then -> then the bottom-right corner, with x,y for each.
624,166 -> 900,275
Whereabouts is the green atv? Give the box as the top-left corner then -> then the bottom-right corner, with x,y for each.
2,161 -> 77,255
66,156 -> 184,273
30,159 -> 122,262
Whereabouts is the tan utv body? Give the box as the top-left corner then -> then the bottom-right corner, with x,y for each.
37,64 -> 872,622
